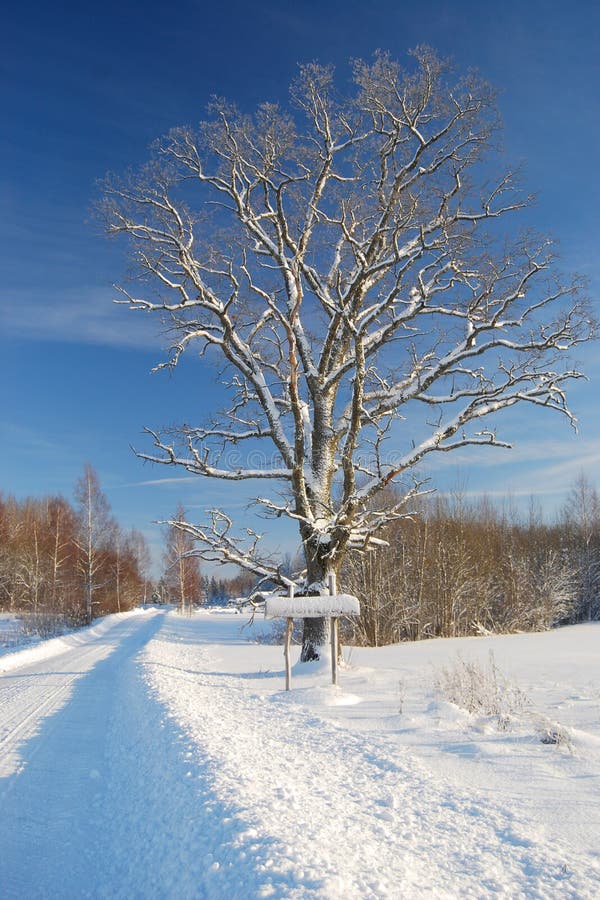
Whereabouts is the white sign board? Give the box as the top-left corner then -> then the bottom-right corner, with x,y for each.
264,593 -> 360,619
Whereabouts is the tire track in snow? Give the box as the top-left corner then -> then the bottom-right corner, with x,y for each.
0,617 -> 159,778
0,639 -> 121,778
0,612 -> 167,898
0,610 -> 323,900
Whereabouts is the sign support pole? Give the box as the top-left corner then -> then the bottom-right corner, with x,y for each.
328,573 -> 338,686
284,583 -> 294,691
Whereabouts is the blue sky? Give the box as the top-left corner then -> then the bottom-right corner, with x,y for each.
1,0 -> 599,574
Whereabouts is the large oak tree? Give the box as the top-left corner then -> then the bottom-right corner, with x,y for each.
101,49 -> 594,659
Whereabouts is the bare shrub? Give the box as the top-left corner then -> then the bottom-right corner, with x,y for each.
436,652 -> 528,729
251,618 -> 303,646
19,612 -> 70,639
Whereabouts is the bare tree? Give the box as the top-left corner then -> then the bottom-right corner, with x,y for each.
74,464 -> 116,624
13,515 -> 44,617
560,474 -> 600,619
45,497 -> 78,617
0,483 -> 149,630
128,527 -> 152,605
163,504 -> 202,614
101,48 -> 594,660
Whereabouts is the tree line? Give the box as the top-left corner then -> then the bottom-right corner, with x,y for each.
157,477 -> 600,645
0,464 -> 149,630
342,476 -> 600,646
1,482 -> 257,631
4,463 -> 597,648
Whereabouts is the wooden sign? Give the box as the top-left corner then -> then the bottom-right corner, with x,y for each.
257,577 -> 360,690
264,593 -> 360,619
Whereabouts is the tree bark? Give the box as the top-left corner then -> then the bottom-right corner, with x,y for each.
300,616 -> 330,662
300,536 -> 335,661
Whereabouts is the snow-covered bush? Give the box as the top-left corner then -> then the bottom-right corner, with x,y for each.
0,615 -> 27,649
436,652 -> 528,730
534,716 -> 573,750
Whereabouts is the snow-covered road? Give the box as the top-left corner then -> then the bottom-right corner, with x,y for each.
1,609 -> 599,898
0,611 -> 179,896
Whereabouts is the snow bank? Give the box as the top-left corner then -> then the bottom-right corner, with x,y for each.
0,608 -> 149,674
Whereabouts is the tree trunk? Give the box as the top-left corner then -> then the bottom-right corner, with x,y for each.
300,616 -> 330,662
85,578 -> 92,625
300,537 -> 335,662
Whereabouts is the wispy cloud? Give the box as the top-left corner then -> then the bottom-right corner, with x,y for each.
0,422 -> 63,454
429,435 -> 600,509
1,285 -> 167,350
118,476 -> 200,488
425,428 -> 600,469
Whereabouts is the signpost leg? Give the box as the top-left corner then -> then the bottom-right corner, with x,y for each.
285,617 -> 293,691
331,617 -> 339,685
328,573 -> 338,686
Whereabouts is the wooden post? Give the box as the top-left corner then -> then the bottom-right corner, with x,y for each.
327,572 -> 337,596
284,583 -> 294,691
328,573 -> 338,686
284,617 -> 293,691
331,617 -> 339,685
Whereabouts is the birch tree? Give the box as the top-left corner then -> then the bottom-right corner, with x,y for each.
101,49 -> 594,659
45,497 -> 77,616
74,464 -> 115,624
163,504 -> 202,614
560,474 -> 600,619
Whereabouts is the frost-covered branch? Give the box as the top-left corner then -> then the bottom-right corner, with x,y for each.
162,510 -> 295,588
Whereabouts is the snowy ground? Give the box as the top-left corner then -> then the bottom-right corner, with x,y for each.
1,609 -> 599,898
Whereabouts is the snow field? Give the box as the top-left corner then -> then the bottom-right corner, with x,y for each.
142,613 -> 600,898
1,608 -> 599,898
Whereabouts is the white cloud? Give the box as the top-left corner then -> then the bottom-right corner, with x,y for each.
428,436 -> 600,510
1,285 -> 166,350
119,476 -> 200,488
0,422 -> 63,454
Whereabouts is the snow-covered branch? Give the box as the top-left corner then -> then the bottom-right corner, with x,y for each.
162,510 -> 295,588
137,429 -> 293,482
